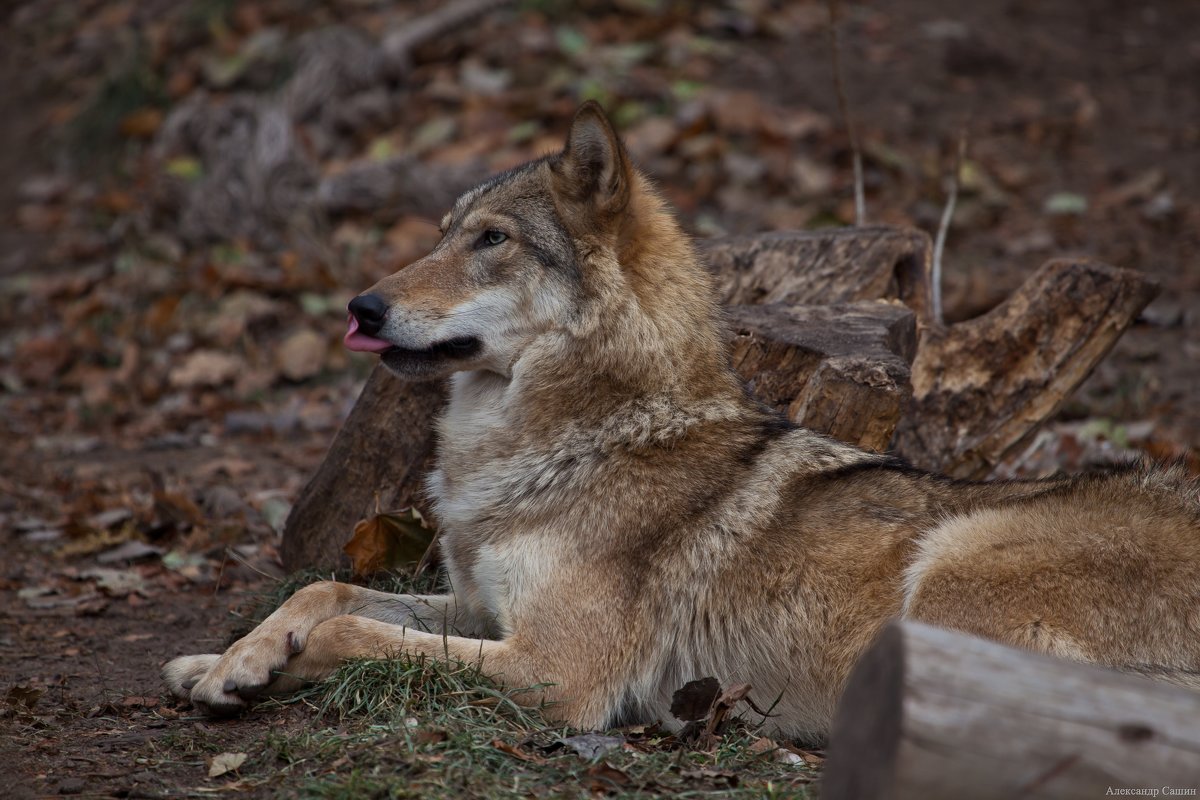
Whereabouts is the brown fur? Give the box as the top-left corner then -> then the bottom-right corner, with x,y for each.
163,103 -> 1200,739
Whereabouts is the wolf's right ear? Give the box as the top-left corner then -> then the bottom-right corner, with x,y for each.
552,101 -> 631,214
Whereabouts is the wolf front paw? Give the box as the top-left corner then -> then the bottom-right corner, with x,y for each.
185,629 -> 307,716
162,654 -> 221,699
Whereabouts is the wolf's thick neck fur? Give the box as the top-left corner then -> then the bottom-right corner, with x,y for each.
431,164 -> 870,513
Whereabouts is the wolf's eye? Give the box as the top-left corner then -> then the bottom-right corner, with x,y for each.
478,230 -> 508,248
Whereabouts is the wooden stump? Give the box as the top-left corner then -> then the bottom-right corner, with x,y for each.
823,620 -> 1200,800
702,227 -> 934,325
279,369 -> 445,572
727,302 -> 916,452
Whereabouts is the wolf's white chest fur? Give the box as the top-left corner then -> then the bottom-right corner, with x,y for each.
433,371 -> 565,634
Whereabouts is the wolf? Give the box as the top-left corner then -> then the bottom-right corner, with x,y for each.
163,102 -> 1200,738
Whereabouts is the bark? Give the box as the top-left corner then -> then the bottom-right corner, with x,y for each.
892,258 -> 1159,477
823,620 -> 1200,800
279,368 -> 445,572
727,303 -> 916,452
700,226 -> 935,325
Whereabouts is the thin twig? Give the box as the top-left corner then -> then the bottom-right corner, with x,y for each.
826,0 -> 865,226
932,128 -> 968,325
223,545 -> 282,583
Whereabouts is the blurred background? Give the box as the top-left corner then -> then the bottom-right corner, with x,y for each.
1,0 -> 1198,788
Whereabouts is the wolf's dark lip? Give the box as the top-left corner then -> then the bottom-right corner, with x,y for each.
381,336 -> 482,364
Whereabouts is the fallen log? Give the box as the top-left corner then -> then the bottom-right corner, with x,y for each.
281,299 -> 917,570
892,258 -> 1159,477
822,620 -> 1200,800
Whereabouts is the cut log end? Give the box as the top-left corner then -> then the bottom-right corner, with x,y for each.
701,227 -> 934,325
821,623 -> 905,800
726,302 -> 917,452
823,620 -> 1200,800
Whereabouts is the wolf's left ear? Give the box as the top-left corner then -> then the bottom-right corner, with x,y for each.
553,101 -> 631,213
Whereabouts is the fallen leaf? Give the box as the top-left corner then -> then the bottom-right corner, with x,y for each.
256,495 -> 292,533
344,508 -> 436,576
169,351 -> 244,389
491,739 -> 546,764
6,685 -> 43,710
584,762 -> 631,793
153,489 -> 204,529
56,528 -> 130,558
17,586 -> 55,603
670,676 -> 720,722
119,108 -> 163,138
95,191 -> 135,213
207,752 -> 247,778
75,596 -> 111,616
276,328 -> 327,382
162,550 -> 210,582
414,728 -> 447,746
97,540 -> 163,564
122,695 -> 159,709
165,157 -> 203,181
88,508 -> 134,530
79,567 -> 147,597
1043,191 -> 1088,215
747,736 -> 777,755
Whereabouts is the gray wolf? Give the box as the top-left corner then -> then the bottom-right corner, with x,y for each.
163,102 -> 1200,739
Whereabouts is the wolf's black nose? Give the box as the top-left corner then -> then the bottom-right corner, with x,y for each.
348,294 -> 388,336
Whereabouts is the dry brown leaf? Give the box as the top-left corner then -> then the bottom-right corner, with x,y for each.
207,751 -> 247,778
153,489 -> 204,529
747,736 -> 777,755
584,762 -> 632,793
168,351 -> 244,389
343,508 -> 436,576
490,738 -> 546,764
6,685 -> 43,710
669,676 -> 720,722
119,108 -> 164,138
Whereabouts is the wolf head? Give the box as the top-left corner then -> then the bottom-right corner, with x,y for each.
345,101 -> 723,387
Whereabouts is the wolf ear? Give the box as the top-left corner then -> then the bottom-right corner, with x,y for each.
553,101 -> 631,213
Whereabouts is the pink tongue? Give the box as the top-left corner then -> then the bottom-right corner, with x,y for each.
343,314 -> 394,353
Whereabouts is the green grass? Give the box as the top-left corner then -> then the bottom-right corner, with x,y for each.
192,571 -> 820,798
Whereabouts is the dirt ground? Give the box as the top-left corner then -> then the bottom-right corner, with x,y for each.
2,0 -> 1199,796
